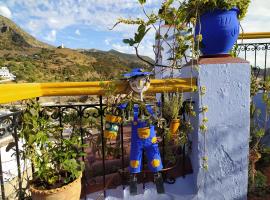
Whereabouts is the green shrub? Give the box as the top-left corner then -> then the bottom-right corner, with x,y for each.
248,170 -> 269,197
7,100 -> 85,190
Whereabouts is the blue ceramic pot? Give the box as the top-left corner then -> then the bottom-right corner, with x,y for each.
195,8 -> 239,56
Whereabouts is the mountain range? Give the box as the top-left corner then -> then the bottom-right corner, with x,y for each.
0,15 -> 153,82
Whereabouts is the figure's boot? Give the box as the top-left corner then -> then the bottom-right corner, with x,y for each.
154,172 -> 165,194
129,174 -> 137,195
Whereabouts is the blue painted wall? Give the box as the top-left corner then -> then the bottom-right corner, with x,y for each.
156,59 -> 250,200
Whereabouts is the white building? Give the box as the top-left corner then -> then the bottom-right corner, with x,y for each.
0,67 -> 16,81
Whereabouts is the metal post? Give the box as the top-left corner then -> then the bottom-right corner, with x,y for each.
0,149 -> 5,200
264,45 -> 268,81
99,96 -> 106,198
13,115 -> 22,199
161,93 -> 165,164
120,123 -> 125,189
142,149 -> 145,190
79,106 -> 85,162
182,144 -> 186,178
244,45 -> 247,60
254,45 -> 257,72
78,106 -> 87,200
58,106 -> 63,140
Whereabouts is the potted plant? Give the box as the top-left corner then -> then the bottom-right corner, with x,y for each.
179,0 -> 251,55
100,82 -> 124,140
13,100 -> 84,200
115,0 -> 250,70
162,93 -> 183,136
104,113 -> 122,140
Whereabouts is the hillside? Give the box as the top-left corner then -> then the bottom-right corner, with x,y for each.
0,15 -> 153,82
81,49 -> 152,78
0,15 -> 52,49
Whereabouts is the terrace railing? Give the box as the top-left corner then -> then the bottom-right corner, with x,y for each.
238,32 -> 270,80
0,78 -> 196,199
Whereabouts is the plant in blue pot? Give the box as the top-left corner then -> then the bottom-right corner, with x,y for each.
180,0 -> 250,56
114,0 -> 250,71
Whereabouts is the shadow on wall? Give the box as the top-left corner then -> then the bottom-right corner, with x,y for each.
186,91 -> 249,200
253,91 -> 270,147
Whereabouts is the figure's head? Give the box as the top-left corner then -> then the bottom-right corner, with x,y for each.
124,68 -> 152,95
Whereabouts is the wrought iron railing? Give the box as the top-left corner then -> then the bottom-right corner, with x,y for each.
0,98 -> 191,199
237,42 -> 270,80
0,111 -> 22,199
237,32 -> 270,80
0,78 -> 196,199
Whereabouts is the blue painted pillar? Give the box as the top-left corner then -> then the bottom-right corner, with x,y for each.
156,56 -> 250,199
188,57 -> 251,200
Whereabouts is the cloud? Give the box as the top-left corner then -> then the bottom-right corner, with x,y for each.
5,1 -> 160,32
75,29 -> 80,36
45,30 -> 57,42
112,38 -> 154,58
4,0 -> 268,59
4,0 -> 160,57
0,5 -> 12,19
241,0 -> 270,32
112,43 -> 134,54
105,38 -> 112,45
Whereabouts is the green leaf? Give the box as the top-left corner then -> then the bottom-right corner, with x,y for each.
122,38 -> 136,46
138,0 -> 146,5
6,142 -> 16,152
123,39 -> 131,44
134,25 -> 151,44
138,24 -> 146,34
256,129 -> 265,138
155,33 -> 161,40
28,134 -> 36,145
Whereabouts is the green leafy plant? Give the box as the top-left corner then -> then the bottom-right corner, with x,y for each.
253,170 -> 267,188
248,72 -> 270,196
180,0 -> 251,23
248,170 -> 269,197
100,81 -> 128,116
114,0 -> 197,69
114,0 -> 250,70
9,100 -> 85,190
162,93 -> 183,123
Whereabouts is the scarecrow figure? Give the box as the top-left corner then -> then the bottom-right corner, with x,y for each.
122,68 -> 165,195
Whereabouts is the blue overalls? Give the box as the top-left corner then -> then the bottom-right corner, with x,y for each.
129,104 -> 163,173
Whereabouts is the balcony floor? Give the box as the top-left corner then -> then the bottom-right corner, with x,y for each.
84,174 -> 196,200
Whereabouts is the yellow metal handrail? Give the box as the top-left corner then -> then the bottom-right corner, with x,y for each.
0,78 -> 197,104
239,32 -> 270,40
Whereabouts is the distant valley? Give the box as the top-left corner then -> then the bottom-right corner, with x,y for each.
0,15 -> 153,83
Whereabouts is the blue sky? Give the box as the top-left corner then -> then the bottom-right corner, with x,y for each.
0,0 -> 269,59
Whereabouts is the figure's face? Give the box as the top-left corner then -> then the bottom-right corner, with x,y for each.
129,76 -> 150,94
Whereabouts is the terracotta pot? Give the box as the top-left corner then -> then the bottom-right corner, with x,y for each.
30,174 -> 82,200
169,119 -> 180,135
104,114 -> 122,139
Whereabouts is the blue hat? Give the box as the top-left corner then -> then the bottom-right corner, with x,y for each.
123,68 -> 152,78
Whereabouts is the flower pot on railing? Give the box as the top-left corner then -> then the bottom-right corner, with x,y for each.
195,8 -> 240,56
104,114 -> 122,139
169,119 -> 180,136
30,173 -> 82,200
